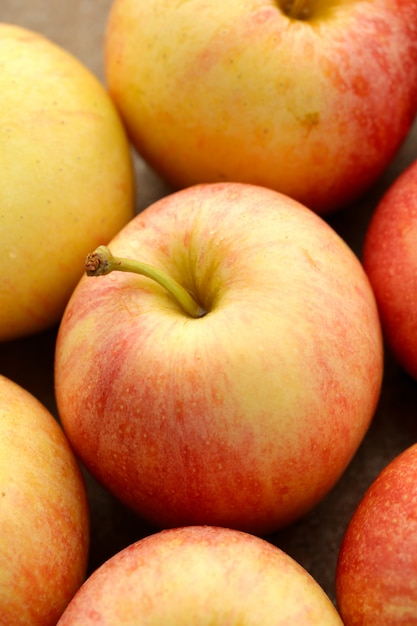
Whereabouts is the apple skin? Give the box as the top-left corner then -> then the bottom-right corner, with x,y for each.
57,525 -> 344,625
104,0 -> 417,214
55,182 -> 383,535
0,374 -> 90,625
0,23 -> 135,341
336,443 -> 417,625
363,158 -> 417,381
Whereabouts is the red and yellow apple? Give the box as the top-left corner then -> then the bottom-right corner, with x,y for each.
55,182 -> 383,535
336,443 -> 417,625
105,0 -> 417,214
57,525 -> 343,625
0,374 -> 90,625
363,157 -> 417,381
0,23 -> 135,341
55,181 -> 384,533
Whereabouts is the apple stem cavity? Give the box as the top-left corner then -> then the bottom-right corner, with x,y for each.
281,0 -> 310,20
85,245 -> 206,319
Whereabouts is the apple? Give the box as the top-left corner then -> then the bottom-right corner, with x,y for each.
336,443 -> 417,625
57,525 -> 344,625
0,23 -> 135,342
0,374 -> 90,625
54,182 -> 383,535
104,0 -> 417,214
363,158 -> 417,381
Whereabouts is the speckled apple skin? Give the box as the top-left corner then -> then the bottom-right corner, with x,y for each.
58,525 -> 344,625
55,182 -> 383,535
336,443 -> 417,625
363,158 -> 417,381
0,375 -> 90,626
105,0 -> 417,213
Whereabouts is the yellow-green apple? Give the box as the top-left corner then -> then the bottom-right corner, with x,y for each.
0,374 -> 90,625
0,23 -> 135,342
57,525 -> 344,625
54,182 -> 383,535
363,158 -> 417,381
104,0 -> 417,214
336,443 -> 417,625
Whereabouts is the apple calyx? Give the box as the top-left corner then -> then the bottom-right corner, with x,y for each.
281,0 -> 310,20
85,245 -> 206,319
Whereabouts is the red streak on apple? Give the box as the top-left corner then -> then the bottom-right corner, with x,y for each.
57,526 -> 344,624
105,0 -> 417,213
336,443 -> 417,624
363,158 -> 417,380
55,182 -> 383,534
0,374 -> 89,624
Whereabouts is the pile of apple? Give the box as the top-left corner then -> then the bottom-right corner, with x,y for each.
1,0 -> 417,623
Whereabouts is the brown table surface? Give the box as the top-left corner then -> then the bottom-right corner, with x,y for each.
2,0 -> 417,607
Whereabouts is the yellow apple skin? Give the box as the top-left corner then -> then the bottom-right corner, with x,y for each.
0,23 -> 135,341
105,0 -> 417,214
55,182 -> 383,535
57,526 -> 344,625
0,374 -> 90,625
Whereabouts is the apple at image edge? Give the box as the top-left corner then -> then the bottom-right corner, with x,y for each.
57,525 -> 344,625
0,23 -> 135,342
0,374 -> 90,626
54,182 -> 384,536
336,443 -> 417,625
363,157 -> 417,381
104,0 -> 417,214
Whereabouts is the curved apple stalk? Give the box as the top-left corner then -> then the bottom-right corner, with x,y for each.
85,245 -> 206,319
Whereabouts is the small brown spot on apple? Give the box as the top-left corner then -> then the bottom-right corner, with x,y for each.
301,111 -> 320,132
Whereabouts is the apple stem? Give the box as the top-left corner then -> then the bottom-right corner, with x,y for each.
85,245 -> 206,319
283,0 -> 310,20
